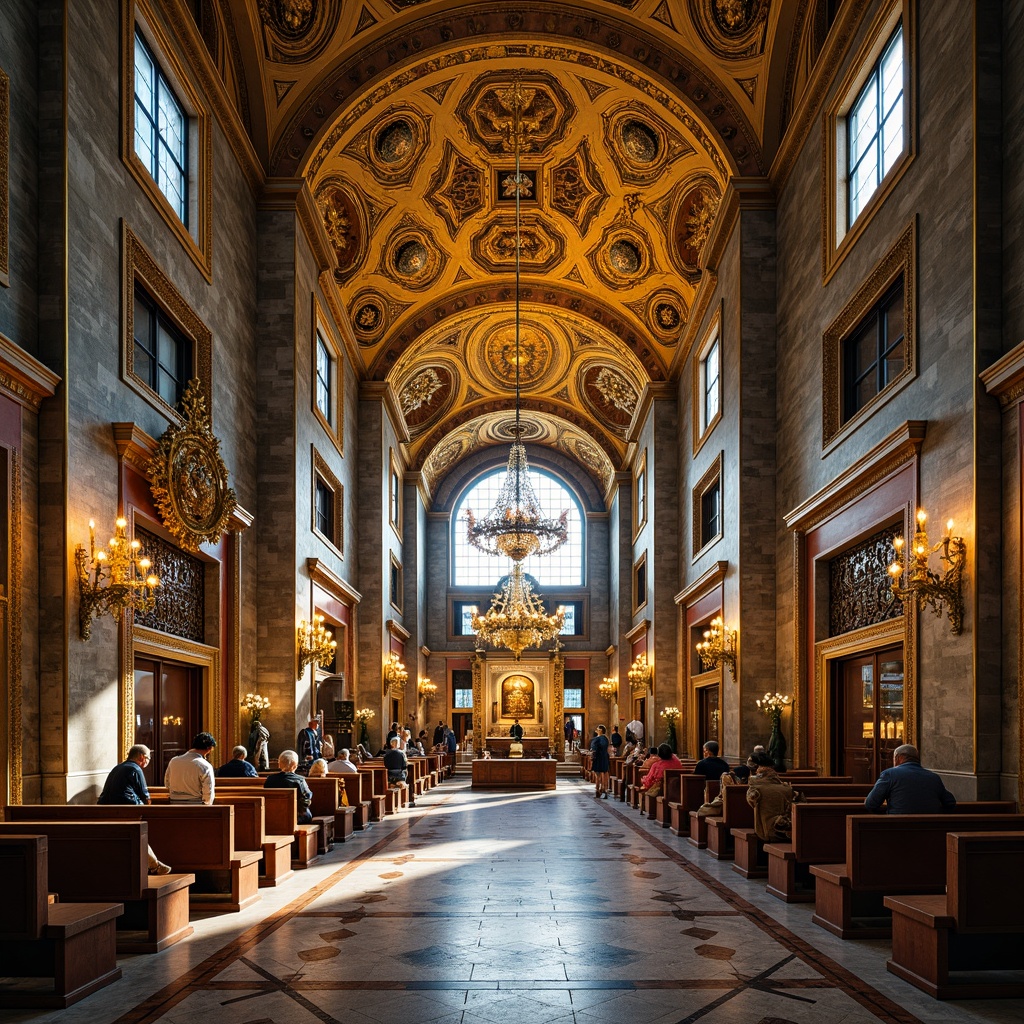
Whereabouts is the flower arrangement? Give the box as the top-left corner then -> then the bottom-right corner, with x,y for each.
355,707 -> 375,724
660,706 -> 681,721
241,692 -> 271,721
756,692 -> 791,722
660,706 -> 680,753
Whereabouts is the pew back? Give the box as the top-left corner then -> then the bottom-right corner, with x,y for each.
0,834 -> 47,939
948,830 -> 1024,932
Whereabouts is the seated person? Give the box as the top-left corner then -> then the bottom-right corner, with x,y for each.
864,743 -> 956,814
693,739 -> 731,780
321,734 -> 336,760
264,750 -> 313,823
327,748 -> 358,773
639,746 -> 660,773
383,736 -> 409,787
216,744 -> 258,778
98,744 -> 171,874
745,751 -> 799,841
640,743 -> 683,795
307,758 -> 329,778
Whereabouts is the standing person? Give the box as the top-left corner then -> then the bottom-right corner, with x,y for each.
864,744 -> 957,814
590,724 -> 611,798
433,720 -> 446,746
264,750 -> 313,823
217,745 -> 258,778
97,744 -> 171,874
327,748 -> 358,773
297,716 -> 322,767
564,718 -> 574,750
626,718 -> 644,744
693,740 -> 731,780
165,732 -> 217,804
610,725 -> 623,757
509,718 -> 524,740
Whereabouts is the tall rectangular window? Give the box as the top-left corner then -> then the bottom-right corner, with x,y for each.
134,30 -> 187,226
315,478 -> 334,540
133,283 -> 192,409
315,332 -> 333,426
702,339 -> 720,431
693,307 -> 723,453
701,480 -> 721,547
842,279 -> 905,423
848,24 -> 904,226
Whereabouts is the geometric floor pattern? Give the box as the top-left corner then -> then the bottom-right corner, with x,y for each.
7,776 -> 1022,1024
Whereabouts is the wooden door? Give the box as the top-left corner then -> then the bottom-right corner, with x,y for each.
134,657 -> 202,786
697,684 -> 720,749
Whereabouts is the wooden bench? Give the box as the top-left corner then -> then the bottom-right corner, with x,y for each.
336,771 -> 375,829
810,812 -> 1024,939
215,783 -> 322,867
307,776 -> 356,844
640,766 -> 689,820
884,831 -> 1024,998
0,834 -> 123,1008
360,763 -> 405,814
764,800 -> 1017,903
6,803 -> 262,912
670,776 -> 717,837
0,820 -> 192,953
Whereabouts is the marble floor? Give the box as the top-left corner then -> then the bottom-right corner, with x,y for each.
4,776 -> 1022,1024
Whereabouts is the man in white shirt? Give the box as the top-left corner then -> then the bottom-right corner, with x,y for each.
165,732 -> 217,803
327,748 -> 358,773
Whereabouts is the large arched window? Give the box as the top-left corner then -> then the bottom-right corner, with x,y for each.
452,468 -> 584,586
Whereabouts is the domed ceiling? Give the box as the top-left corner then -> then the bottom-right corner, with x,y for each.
210,0 -> 805,497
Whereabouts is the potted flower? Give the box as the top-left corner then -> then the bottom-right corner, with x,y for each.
756,692 -> 791,770
355,707 -> 375,748
660,706 -> 680,753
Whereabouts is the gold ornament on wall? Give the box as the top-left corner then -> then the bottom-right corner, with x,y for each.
148,379 -> 238,552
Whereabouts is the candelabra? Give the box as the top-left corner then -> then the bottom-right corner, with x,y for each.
384,652 -> 408,692
297,614 -> 337,672
418,677 -> 438,702
627,653 -> 652,691
695,616 -> 737,672
888,509 -> 966,635
598,677 -> 618,703
471,564 -> 565,660
75,516 -> 160,640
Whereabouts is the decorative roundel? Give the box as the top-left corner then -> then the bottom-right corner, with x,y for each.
399,365 -> 454,430
580,363 -> 639,431
394,239 -> 429,277
350,293 -> 387,345
609,239 -> 642,275
375,119 -> 414,164
645,289 -> 687,343
491,416 -> 545,442
620,120 -> 659,164
480,318 -> 558,391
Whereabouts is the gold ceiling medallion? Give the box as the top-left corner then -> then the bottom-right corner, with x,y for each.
148,379 -> 238,553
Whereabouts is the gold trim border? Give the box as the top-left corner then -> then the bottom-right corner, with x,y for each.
691,302 -> 723,458
0,64 -> 8,287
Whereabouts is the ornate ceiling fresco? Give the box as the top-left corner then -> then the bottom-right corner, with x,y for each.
207,0 -> 808,499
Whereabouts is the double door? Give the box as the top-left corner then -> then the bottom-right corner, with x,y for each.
833,645 -> 904,784
133,657 -> 202,786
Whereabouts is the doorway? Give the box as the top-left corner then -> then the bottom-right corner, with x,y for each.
832,645 -> 904,783
133,656 -> 203,786
563,713 -> 583,752
697,684 -> 721,750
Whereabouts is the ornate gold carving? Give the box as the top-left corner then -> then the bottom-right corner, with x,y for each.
0,65 -> 8,286
345,108 -> 430,187
551,652 -> 564,758
380,220 -> 447,291
587,221 -> 654,290
148,380 -> 238,552
602,101 -> 694,185
7,449 -> 22,803
0,330 -> 60,410
259,0 -> 341,63
123,223 -> 213,423
688,0 -> 771,59
671,176 -> 723,280
471,653 -> 483,757
828,526 -> 904,636
822,222 -> 915,447
550,141 -> 608,237
426,141 -> 485,238
399,365 -> 454,432
313,176 -> 367,282
469,212 -> 565,274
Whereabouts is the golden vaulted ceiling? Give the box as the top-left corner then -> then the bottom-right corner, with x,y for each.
203,0 -> 815,497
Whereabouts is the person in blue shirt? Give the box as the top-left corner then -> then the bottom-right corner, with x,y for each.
217,745 -> 258,777
297,716 -> 323,767
864,744 -> 956,814
97,744 -> 171,874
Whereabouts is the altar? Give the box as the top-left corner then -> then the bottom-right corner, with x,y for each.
485,736 -> 551,759
472,758 -> 556,790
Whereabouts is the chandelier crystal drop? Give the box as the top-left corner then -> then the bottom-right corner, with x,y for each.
465,75 -> 568,564
471,563 -> 565,661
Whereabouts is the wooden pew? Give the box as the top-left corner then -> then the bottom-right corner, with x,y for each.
650,768 -> 692,827
885,831 -> 1024,998
336,771 -> 375,829
215,783 -> 322,867
0,821 -> 192,953
360,763 -> 404,814
0,834 -> 123,1008
307,776 -> 356,844
670,776 -> 717,837
810,813 -> 1024,939
6,804 -> 262,912
766,800 -> 1019,903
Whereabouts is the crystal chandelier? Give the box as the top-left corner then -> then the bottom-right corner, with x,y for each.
297,614 -> 337,672
465,78 -> 568,564
471,564 -> 565,661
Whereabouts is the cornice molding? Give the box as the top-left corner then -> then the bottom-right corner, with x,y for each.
980,339 -> 1024,408
627,380 -> 678,444
229,504 -> 254,532
307,556 -> 362,604
386,617 -> 411,643
360,381 -> 411,444
0,331 -> 60,410
674,560 -> 729,606
111,421 -> 158,472
624,618 -> 650,644
784,419 -> 926,531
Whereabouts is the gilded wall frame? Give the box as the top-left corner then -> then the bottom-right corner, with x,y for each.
311,293 -> 344,458
822,221 -> 916,449
0,64 -> 8,288
692,450 -> 724,558
691,302 -> 723,457
632,449 -> 647,540
122,0 -> 213,280
312,445 -> 344,557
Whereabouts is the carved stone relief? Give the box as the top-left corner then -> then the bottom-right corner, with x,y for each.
469,213 -> 565,274
133,527 -> 206,643
688,0 -> 771,59
602,101 -> 695,185
399,365 -> 455,431
586,220 -> 653,290
671,176 -> 722,281
344,107 -> 431,186
258,0 -> 341,63
379,219 -> 447,290
579,363 -> 638,434
828,525 -> 905,637
314,176 -> 366,282
426,141 -> 486,237
550,141 -> 608,237
349,290 -> 412,345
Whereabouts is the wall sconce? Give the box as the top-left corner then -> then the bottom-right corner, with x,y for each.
418,677 -> 437,702
888,509 -> 966,635
297,614 -> 337,672
75,517 -> 160,641
598,677 -> 618,703
384,651 -> 408,690
695,616 -> 737,672
627,653 -> 652,690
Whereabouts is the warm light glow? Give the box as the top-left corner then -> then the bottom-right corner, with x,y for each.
297,615 -> 337,673
471,563 -> 564,660
695,616 -> 737,673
